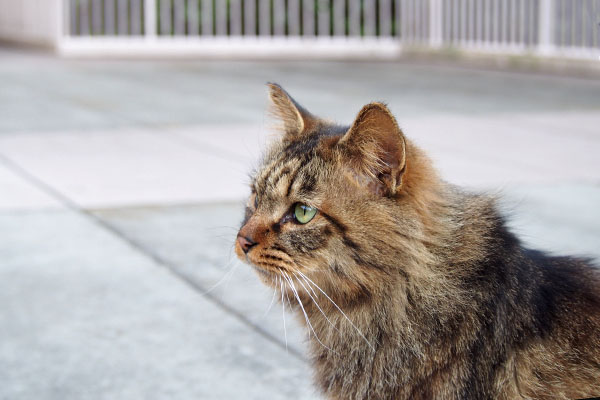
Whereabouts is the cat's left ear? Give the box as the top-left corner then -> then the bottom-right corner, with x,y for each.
337,103 -> 406,196
267,83 -> 315,140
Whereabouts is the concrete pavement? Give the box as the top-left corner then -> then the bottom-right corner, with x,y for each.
1,47 -> 599,399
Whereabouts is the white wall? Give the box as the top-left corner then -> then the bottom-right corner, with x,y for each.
0,0 -> 62,47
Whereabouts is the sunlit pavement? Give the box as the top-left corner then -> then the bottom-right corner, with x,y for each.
1,47 -> 599,399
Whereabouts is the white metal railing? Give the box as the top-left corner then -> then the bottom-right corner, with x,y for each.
61,0 -> 600,59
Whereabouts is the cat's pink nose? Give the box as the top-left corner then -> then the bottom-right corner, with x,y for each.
237,235 -> 257,254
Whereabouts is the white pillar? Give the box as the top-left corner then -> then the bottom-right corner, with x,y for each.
538,0 -> 555,55
429,0 -> 443,47
144,0 -> 157,38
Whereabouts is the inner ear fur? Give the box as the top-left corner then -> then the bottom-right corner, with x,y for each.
267,83 -> 315,140
337,102 -> 407,196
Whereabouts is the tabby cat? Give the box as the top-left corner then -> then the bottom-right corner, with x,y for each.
235,84 -> 600,399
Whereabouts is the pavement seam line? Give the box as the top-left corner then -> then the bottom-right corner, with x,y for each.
0,151 -> 306,362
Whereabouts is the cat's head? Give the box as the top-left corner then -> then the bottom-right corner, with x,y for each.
235,84 -> 438,305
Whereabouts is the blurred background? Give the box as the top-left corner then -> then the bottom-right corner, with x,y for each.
0,1 -> 599,399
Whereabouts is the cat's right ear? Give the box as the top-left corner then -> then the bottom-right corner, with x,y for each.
267,83 -> 315,140
337,102 -> 407,197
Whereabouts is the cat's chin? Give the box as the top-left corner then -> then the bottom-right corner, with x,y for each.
249,263 -> 278,285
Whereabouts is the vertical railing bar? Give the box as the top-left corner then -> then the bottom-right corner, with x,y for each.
364,0 -> 376,36
510,0 -> 515,43
445,0 -> 450,43
186,0 -> 198,35
593,0 -> 597,49
468,0 -> 473,45
91,0 -> 102,34
468,0 -> 472,44
303,0 -> 315,36
406,0 -> 413,43
446,0 -> 451,44
70,0 -> 78,35
580,0 -> 585,47
413,0 -> 417,41
478,0 -> 484,46
215,0 -> 227,35
474,0 -> 479,45
158,0 -> 168,34
131,0 -> 142,34
405,0 -> 410,42
173,0 -> 185,35
532,0 -> 536,47
520,0 -> 525,45
117,0 -> 128,35
417,0 -> 429,44
423,0 -> 428,42
485,0 -> 491,44
380,0 -> 392,36
402,0 -> 408,42
229,0 -> 242,35
79,0 -> 90,35
492,0 -> 498,44
416,0 -> 420,42
105,0 -> 115,35
587,0 -> 594,48
333,0 -> 344,36
244,0 -> 257,36
398,0 -> 404,40
571,0 -> 576,47
502,0 -> 507,44
560,0 -> 568,46
459,0 -> 463,44
319,0 -> 332,36
500,0 -> 505,45
258,0 -> 270,35
526,0 -> 531,45
201,0 -> 212,35
421,0 -> 426,42
348,0 -> 359,37
396,0 -> 401,38
333,0 -> 346,36
288,0 -> 300,36
452,0 -> 458,44
410,0 -> 415,42
418,0 -> 423,42
273,0 -> 285,35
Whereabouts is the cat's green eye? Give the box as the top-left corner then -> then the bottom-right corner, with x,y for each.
294,203 -> 317,224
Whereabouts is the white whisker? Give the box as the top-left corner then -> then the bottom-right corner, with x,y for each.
280,277 -> 288,351
293,271 -> 340,334
263,276 -> 279,317
295,270 -> 375,351
282,271 -> 336,353
201,260 -> 239,295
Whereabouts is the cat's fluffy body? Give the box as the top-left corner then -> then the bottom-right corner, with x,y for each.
235,84 -> 600,399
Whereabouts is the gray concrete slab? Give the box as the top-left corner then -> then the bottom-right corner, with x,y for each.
91,203 -> 309,357
501,183 -> 600,261
1,48 -> 600,134
0,209 -> 316,400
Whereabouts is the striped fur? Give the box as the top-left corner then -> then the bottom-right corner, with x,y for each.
235,84 -> 600,400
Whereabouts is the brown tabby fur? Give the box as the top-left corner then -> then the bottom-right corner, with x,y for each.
235,84 -> 600,399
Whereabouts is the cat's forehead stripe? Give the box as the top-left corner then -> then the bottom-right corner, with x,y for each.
267,156 -> 305,190
255,151 -> 288,189
256,153 -> 311,199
